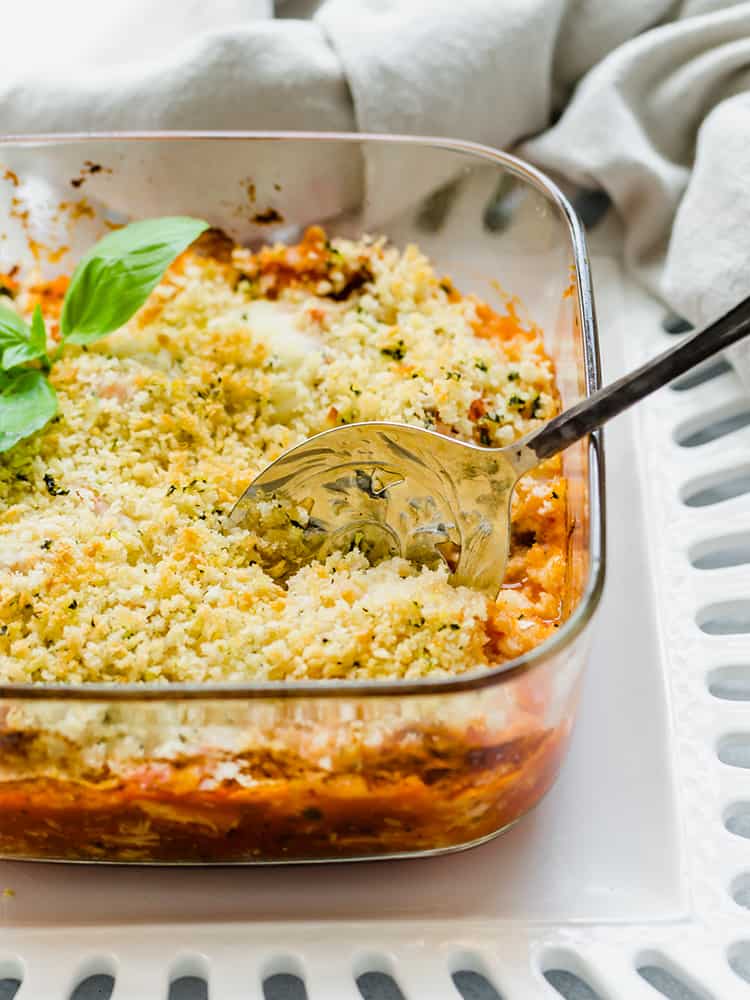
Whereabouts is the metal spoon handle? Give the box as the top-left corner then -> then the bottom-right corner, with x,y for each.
523,293 -> 750,464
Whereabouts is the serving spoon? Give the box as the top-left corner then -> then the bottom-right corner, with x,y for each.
230,295 -> 750,597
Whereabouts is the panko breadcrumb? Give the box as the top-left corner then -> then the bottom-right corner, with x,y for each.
0,226 -> 566,684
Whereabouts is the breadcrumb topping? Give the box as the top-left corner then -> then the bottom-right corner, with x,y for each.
0,227 -> 566,683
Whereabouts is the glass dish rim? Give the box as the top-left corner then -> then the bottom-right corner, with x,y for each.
0,130 -> 606,701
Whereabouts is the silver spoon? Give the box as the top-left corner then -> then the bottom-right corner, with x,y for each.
230,295 -> 750,596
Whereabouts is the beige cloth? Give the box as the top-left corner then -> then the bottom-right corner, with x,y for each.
2,0 -> 750,379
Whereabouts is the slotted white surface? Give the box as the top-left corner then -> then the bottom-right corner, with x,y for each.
1,257 -> 749,999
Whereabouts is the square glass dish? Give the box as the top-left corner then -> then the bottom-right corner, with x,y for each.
0,133 -> 604,863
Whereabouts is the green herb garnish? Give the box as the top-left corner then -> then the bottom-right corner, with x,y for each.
381,341 -> 406,361
61,218 -> 209,344
43,473 -> 69,496
0,369 -> 58,453
0,303 -> 47,370
0,216 -> 208,453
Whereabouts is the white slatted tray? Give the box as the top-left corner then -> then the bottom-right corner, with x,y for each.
1,250 -> 749,1000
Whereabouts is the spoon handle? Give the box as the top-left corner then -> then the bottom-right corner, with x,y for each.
523,293 -> 750,464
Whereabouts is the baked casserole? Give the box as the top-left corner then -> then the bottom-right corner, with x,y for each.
0,133 -> 602,863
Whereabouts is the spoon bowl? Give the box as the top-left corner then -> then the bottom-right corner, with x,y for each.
230,421 -> 531,595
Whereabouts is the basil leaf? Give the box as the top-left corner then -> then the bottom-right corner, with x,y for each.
0,302 -> 47,370
61,216 -> 209,345
0,369 -> 58,453
30,304 -> 47,353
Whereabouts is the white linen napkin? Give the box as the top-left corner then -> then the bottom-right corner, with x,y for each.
2,0 -> 750,380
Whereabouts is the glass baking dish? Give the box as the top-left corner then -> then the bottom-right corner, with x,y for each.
0,132 -> 604,863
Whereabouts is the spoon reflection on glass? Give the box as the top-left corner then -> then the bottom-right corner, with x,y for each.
230,295 -> 750,597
